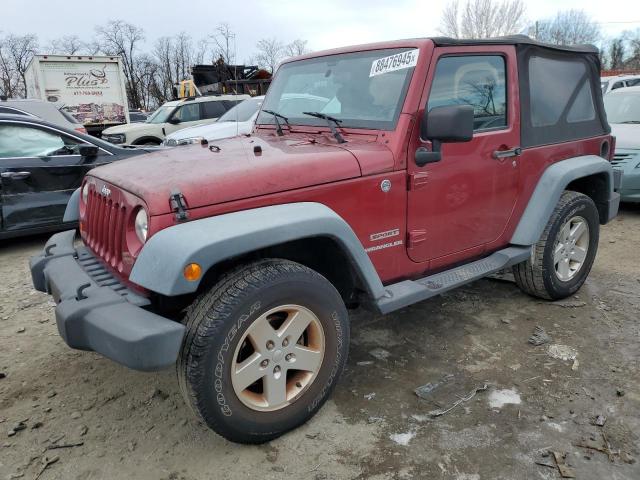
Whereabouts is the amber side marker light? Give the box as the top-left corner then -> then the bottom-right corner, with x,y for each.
183,263 -> 202,282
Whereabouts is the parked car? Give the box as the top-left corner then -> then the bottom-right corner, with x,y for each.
604,86 -> 640,202
601,75 -> 640,95
0,98 -> 87,133
163,94 -> 335,146
32,36 -> 619,444
101,94 -> 249,145
163,96 -> 265,146
0,114 -> 153,239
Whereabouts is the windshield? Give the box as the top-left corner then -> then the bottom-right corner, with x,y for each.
257,48 -> 418,130
218,97 -> 263,122
146,106 -> 174,124
604,92 -> 640,123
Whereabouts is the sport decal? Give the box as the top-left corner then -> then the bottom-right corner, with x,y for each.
370,49 -> 419,77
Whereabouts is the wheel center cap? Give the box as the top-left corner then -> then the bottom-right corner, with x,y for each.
273,350 -> 284,362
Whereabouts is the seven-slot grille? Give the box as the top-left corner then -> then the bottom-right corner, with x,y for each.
84,188 -> 127,271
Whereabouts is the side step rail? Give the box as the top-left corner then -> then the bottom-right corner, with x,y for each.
376,246 -> 531,314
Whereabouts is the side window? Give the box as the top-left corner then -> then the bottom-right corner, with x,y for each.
427,55 -> 507,131
201,101 -> 227,119
529,56 -> 596,127
0,106 -> 28,115
611,82 -> 624,90
0,124 -> 80,158
173,103 -> 200,122
626,79 -> 640,87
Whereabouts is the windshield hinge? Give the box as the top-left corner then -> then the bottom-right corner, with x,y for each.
169,189 -> 189,222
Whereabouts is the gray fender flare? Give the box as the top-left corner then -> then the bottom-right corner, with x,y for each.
510,155 -> 617,246
129,202 -> 386,300
63,188 -> 80,222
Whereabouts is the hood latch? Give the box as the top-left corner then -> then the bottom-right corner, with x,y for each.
170,189 -> 189,222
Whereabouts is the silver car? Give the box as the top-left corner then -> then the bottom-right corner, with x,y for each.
0,98 -> 87,134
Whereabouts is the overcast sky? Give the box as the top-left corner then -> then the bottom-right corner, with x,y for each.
3,0 -> 640,62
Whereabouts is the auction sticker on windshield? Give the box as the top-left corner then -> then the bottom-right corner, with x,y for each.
370,49 -> 419,77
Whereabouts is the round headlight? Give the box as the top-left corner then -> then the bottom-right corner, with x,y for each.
134,209 -> 148,244
81,183 -> 89,204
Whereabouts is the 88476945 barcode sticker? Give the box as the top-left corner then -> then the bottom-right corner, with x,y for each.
369,49 -> 419,77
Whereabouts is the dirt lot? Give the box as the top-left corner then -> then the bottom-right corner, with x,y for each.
1,206 -> 639,480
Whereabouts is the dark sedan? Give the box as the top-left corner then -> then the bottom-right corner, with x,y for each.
0,114 -> 153,239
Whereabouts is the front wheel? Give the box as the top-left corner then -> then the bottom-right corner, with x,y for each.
177,259 -> 349,444
513,191 -> 599,300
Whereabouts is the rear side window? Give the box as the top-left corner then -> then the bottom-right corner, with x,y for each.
427,55 -> 507,131
201,101 -> 227,119
529,57 -> 597,127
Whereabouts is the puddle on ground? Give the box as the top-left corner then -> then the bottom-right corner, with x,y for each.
488,388 -> 521,409
389,430 -> 416,446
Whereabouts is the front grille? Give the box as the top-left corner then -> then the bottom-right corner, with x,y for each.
611,152 -> 636,167
85,189 -> 127,271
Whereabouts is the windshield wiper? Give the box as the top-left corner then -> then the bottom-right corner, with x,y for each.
261,110 -> 289,136
620,120 -> 640,124
303,112 -> 346,143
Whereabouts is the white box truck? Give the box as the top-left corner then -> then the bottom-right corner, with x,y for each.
25,55 -> 130,136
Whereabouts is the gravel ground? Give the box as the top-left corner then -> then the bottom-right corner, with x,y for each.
1,205 -> 639,480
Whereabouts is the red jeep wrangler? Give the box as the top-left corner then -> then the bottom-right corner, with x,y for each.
31,36 -> 620,443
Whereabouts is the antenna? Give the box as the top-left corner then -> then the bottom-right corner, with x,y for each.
234,32 -> 239,137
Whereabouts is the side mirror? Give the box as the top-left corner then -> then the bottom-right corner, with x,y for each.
415,105 -> 474,167
168,117 -> 181,125
79,144 -> 99,158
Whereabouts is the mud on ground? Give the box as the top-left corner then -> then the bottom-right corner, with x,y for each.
1,206 -> 639,480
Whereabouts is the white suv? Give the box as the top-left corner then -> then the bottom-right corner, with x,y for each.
102,94 -> 249,145
601,75 -> 640,95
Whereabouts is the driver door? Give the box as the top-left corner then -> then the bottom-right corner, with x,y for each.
165,103 -> 204,135
406,46 -> 521,266
0,120 -> 107,232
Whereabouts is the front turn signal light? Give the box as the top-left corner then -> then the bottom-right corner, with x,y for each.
183,263 -> 202,282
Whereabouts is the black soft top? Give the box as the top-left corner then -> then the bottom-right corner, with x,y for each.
431,35 -> 599,54
429,35 -> 608,147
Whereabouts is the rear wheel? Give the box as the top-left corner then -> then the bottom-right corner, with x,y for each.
177,259 -> 349,443
513,191 -> 599,300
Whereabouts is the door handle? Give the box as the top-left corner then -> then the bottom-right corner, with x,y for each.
493,147 -> 522,159
1,171 -> 31,180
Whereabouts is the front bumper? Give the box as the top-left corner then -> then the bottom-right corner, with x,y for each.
30,230 -> 185,371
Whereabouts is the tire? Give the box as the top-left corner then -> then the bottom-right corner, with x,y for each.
513,191 -> 599,300
177,259 -> 349,444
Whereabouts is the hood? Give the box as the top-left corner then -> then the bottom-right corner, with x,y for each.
165,120 -> 253,142
89,134 -> 364,214
103,122 -> 157,135
611,124 -> 640,150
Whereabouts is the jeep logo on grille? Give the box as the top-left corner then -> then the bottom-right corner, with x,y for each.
100,185 -> 111,197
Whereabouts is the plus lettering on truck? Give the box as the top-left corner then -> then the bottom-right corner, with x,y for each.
25,55 -> 130,136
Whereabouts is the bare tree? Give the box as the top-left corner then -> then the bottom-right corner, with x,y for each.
284,39 -> 309,57
606,38 -> 625,70
211,23 -> 235,64
95,20 -> 145,108
439,0 -> 526,39
530,10 -> 600,46
254,38 -> 284,73
0,34 -> 38,97
47,35 -> 86,55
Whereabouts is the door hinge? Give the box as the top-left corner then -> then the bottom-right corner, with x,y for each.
408,172 -> 430,191
407,229 -> 427,248
169,189 -> 189,222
